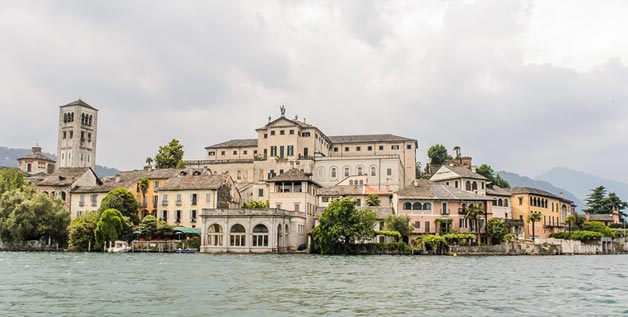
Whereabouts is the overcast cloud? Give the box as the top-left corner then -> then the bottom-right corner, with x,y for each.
1,0 -> 627,182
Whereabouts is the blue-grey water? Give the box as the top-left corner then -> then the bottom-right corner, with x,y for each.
0,253 -> 627,316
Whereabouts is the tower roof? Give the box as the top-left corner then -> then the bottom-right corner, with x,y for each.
60,99 -> 98,111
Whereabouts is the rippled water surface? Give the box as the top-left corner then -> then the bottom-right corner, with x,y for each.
1,252 -> 627,316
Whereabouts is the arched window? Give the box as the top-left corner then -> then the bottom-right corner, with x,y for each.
89,115 -> 93,125
284,224 -> 289,236
59,192 -> 66,202
357,167 -> 363,176
423,203 -> 432,210
504,199 -> 509,207
370,166 -> 377,177
331,167 -> 337,178
230,224 -> 246,246
237,170 -> 242,180
404,202 -> 412,210
465,181 -> 471,191
208,224 -> 223,246
63,113 -> 68,123
455,181 -> 459,188
545,199 -> 548,208
472,182 -> 478,191
344,167 -> 350,177
498,199 -> 503,206
70,113 -> 74,122
252,224 -> 269,247
412,202 -> 422,210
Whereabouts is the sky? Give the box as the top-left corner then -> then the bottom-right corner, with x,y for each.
1,0 -> 628,182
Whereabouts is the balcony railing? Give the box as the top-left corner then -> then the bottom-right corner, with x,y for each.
91,201 -> 97,207
79,201 -> 85,207
162,201 -> 169,206
191,201 -> 198,206
441,209 -> 450,215
175,200 -> 182,206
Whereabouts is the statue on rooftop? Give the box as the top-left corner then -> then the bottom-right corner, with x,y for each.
280,105 -> 286,116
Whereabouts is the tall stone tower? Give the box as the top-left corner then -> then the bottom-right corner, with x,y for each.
57,99 -> 98,169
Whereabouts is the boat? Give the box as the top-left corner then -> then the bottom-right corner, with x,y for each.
107,240 -> 130,253
175,248 -> 198,254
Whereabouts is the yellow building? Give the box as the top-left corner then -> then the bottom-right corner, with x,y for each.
508,187 -> 576,240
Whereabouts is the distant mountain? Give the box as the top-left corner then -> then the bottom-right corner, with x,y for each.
0,146 -> 118,177
497,171 -> 584,210
536,167 -> 628,205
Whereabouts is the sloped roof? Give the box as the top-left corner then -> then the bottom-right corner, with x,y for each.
206,139 -> 258,149
486,185 -> 511,197
431,165 -> 488,181
508,187 -> 562,199
158,174 -> 228,191
38,167 -> 95,187
319,185 -> 392,196
17,152 -> 55,163
72,169 -> 183,193
329,134 -> 416,144
268,168 -> 312,182
396,179 -> 491,201
257,116 -> 315,130
60,99 -> 98,111
587,214 -> 615,222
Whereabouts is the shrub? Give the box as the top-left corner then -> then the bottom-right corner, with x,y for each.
550,230 -> 604,242
503,233 -> 515,242
582,221 -> 614,237
375,230 -> 402,240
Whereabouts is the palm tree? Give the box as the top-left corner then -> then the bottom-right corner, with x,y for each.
466,203 -> 483,246
565,214 -> 576,238
527,212 -> 542,242
366,194 -> 381,207
137,177 -> 149,209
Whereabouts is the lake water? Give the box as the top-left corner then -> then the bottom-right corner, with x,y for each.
0,252 -> 627,316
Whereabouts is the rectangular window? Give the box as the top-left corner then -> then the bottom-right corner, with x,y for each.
161,210 -> 168,220
378,145 -> 384,151
519,197 -> 523,205
344,147 -> 349,152
280,130 -> 285,135
264,133 -> 268,139
391,145 -> 400,150
303,148 -> 309,157
287,145 -> 294,156
294,203 -> 300,212
356,146 -> 361,151
334,147 -> 338,152
176,193 -> 182,203
270,146 -> 277,156
407,144 -> 412,149
425,221 -> 430,233
190,210 -> 197,223
221,150 -> 225,155
233,150 -> 238,155
152,195 -> 158,208
208,151 -> 216,156
162,194 -> 168,205
387,168 -> 392,176
63,131 -> 67,139
191,193 -> 198,205
154,181 -> 160,188
322,197 -> 329,202
414,221 -> 421,229
279,146 -> 285,158
276,203 -> 282,209
289,129 -> 295,135
243,150 -> 248,155
79,195 -> 85,206
175,210 -> 181,222
205,192 -> 211,202
70,131 -> 73,138
90,194 -> 97,203
271,130 -> 276,135
442,202 -> 448,215
258,188 -> 264,197
367,146 -> 372,151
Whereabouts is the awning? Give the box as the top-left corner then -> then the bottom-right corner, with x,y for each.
173,227 -> 201,235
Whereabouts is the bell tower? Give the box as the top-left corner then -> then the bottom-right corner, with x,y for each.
57,99 -> 98,169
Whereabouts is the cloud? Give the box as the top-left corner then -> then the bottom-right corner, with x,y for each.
1,0 -> 627,183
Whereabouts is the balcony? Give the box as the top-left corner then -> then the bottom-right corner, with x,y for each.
175,218 -> 181,224
91,201 -> 97,207
458,208 -> 467,214
191,201 -> 198,206
79,201 -> 85,207
441,209 -> 450,215
162,201 -> 169,206
175,200 -> 182,206
191,218 -> 197,223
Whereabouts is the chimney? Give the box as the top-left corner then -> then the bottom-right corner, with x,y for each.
460,157 -> 472,168
115,175 -> 121,183
560,192 -> 564,198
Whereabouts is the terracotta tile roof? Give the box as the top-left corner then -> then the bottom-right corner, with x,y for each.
486,185 -> 511,197
329,134 -> 416,144
205,139 -> 258,149
587,214 -> 615,222
38,167 -> 94,187
158,174 -> 229,191
319,185 -> 392,196
60,99 -> 98,111
396,179 -> 491,201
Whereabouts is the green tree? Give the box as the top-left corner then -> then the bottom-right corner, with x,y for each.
476,164 -> 510,188
383,214 -> 412,241
565,214 -> 576,238
144,157 -> 154,170
94,208 -> 125,250
427,144 -> 452,165
487,219 -> 507,244
152,139 -> 185,169
606,192 -> 628,222
99,188 -> 139,224
138,215 -> 158,239
0,186 -> 69,244
242,200 -> 269,208
366,194 -> 381,207
527,212 -> 542,242
415,162 -> 423,179
309,198 -> 377,254
156,220 -> 174,238
583,186 -> 610,214
0,168 -> 26,194
67,211 -> 99,251
465,204 -> 484,246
